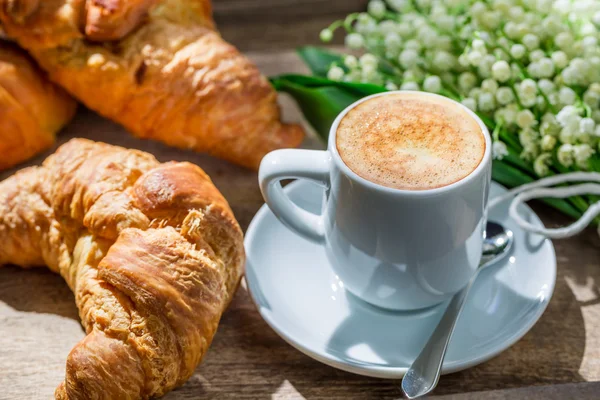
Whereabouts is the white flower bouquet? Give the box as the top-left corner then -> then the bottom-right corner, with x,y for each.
272,0 -> 600,224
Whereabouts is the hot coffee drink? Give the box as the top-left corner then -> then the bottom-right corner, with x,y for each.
336,92 -> 486,190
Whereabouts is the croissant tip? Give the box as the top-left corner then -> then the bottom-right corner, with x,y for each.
285,122 -> 306,145
54,382 -> 67,400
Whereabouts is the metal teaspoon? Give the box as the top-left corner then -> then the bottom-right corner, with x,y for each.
401,221 -> 514,399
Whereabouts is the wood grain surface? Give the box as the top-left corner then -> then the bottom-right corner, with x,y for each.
214,0 -> 366,52
1,2 -> 600,399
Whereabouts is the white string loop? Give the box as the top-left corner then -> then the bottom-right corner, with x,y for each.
489,172 -> 600,239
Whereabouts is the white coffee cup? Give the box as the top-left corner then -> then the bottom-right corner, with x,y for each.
259,91 -> 492,310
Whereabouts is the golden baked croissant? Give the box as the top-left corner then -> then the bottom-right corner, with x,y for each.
0,0 -> 304,169
0,41 -> 76,170
0,138 -> 245,399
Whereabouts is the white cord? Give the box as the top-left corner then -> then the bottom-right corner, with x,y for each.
489,172 -> 600,239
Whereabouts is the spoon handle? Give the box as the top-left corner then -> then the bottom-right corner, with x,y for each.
401,279 -> 474,399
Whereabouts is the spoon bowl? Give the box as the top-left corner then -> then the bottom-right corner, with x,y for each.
481,221 -> 513,269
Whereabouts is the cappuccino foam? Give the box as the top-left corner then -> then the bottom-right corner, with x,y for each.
336,92 -> 485,190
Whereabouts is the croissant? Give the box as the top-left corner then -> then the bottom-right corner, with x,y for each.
0,0 -> 304,170
0,41 -> 76,170
0,138 -> 245,399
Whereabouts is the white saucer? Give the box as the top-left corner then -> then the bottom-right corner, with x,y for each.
244,180 -> 556,378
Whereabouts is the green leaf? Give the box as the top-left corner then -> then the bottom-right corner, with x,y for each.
297,46 -> 345,78
589,153 -> 600,172
550,154 -> 594,217
492,161 -> 583,220
273,78 -> 363,140
271,75 -> 386,140
274,74 -> 386,97
587,155 -> 600,207
498,129 -> 522,153
502,149 -> 536,176
492,160 -> 532,187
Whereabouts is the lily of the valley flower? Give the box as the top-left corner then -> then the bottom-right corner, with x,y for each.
320,0 -> 600,172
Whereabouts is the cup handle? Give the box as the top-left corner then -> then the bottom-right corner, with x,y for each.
259,149 -> 331,244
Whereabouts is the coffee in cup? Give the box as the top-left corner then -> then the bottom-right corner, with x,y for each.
336,92 -> 486,191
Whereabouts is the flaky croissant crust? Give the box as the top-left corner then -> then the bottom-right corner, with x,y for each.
0,0 -> 304,169
0,138 -> 245,399
0,41 -> 76,170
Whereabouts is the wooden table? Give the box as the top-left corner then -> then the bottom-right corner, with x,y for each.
1,2 -> 600,399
